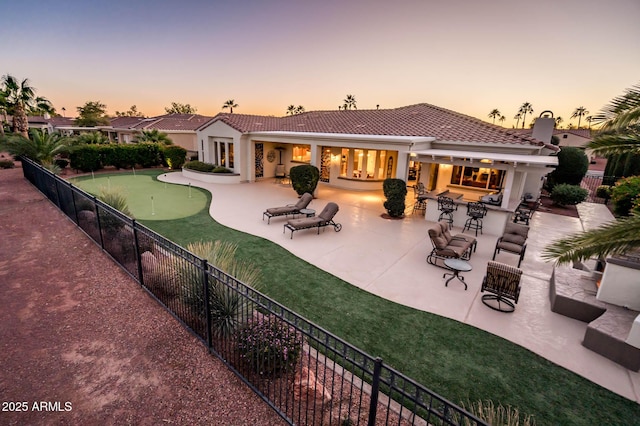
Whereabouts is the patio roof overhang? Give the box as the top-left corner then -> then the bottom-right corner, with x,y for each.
248,131 -> 435,146
409,148 -> 558,168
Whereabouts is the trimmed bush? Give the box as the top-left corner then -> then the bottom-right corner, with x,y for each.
546,147 -> 589,190
383,178 -> 407,217
69,145 -> 103,172
0,159 -> 15,169
135,143 -> 162,168
289,164 -> 320,196
54,158 -> 69,169
212,166 -> 233,173
550,184 -> 588,206
236,316 -> 303,377
184,160 -> 215,172
162,145 -> 187,169
610,175 -> 640,217
595,185 -> 612,201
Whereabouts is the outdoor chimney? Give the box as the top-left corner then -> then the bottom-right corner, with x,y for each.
531,110 -> 555,144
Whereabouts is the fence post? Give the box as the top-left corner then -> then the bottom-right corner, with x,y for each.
94,196 -> 105,249
132,220 -> 144,287
367,357 -> 383,426
202,258 -> 213,349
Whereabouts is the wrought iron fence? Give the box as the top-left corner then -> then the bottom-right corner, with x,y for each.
21,158 -> 485,426
580,174 -> 617,203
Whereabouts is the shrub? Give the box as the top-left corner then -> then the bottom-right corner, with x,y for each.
212,166 -> 233,173
610,175 -> 640,216
0,159 -> 14,169
546,147 -> 589,190
289,164 -> 320,196
69,145 -> 103,172
162,145 -> 187,169
550,184 -> 588,206
134,143 -> 162,168
54,158 -> 68,169
383,178 -> 407,217
184,160 -> 215,172
181,241 -> 261,339
460,400 -> 536,426
236,316 -> 303,377
595,185 -> 612,200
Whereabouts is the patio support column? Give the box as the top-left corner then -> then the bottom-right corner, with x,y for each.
347,149 -> 355,178
362,150 -> 369,179
501,168 -> 515,209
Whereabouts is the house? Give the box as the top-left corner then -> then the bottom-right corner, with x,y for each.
196,103 -> 558,211
105,114 -> 213,156
514,127 -> 594,162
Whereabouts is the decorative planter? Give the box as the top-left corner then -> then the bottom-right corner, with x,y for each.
182,167 -> 241,184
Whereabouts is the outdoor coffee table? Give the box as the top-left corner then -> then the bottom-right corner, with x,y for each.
443,258 -> 472,290
299,208 -> 315,217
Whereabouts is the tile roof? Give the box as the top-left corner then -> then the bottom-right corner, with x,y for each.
108,114 -> 214,132
209,104 -> 549,148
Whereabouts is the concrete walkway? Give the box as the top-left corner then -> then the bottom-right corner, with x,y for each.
158,172 -> 640,403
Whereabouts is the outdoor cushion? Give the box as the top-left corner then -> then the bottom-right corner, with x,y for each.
502,233 -> 526,245
496,241 -> 524,253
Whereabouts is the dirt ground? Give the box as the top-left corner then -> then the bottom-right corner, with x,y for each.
0,162 -> 285,425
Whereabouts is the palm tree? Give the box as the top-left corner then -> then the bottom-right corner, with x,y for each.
343,94 -> 357,110
0,129 -> 69,164
555,116 -> 564,128
571,106 -> 589,129
585,116 -> 593,129
286,105 -> 296,115
222,99 -> 238,113
488,109 -> 501,124
135,129 -> 173,145
499,115 -> 506,126
518,102 -> 533,129
294,105 -> 305,114
1,75 -> 52,138
543,83 -> 640,264
514,113 -> 522,129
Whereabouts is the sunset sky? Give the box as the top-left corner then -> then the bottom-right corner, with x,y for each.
2,0 -> 639,128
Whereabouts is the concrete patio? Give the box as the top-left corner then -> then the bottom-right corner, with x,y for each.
159,172 -> 640,403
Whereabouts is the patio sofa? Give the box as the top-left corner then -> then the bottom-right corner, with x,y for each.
427,221 -> 476,267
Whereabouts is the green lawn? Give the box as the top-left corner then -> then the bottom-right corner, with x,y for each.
70,170 -> 208,220
102,170 -> 638,425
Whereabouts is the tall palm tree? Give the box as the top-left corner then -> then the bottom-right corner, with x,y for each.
135,129 -> 173,145
294,105 -> 305,114
518,102 -> 533,129
499,115 -> 506,126
286,105 -> 296,115
571,106 -> 589,129
488,109 -> 501,124
514,113 -> 522,129
343,94 -> 357,110
1,75 -> 51,138
222,99 -> 238,113
543,83 -> 640,264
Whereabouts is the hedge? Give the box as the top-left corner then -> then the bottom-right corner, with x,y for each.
69,143 -> 163,172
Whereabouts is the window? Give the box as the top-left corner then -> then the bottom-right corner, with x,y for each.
450,166 -> 504,190
563,134 -> 568,139
339,148 -> 389,179
292,144 -> 311,162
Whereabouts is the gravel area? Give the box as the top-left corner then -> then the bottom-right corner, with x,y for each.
0,163 -> 285,425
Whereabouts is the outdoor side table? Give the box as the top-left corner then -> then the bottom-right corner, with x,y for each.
443,258 -> 473,290
299,208 -> 315,218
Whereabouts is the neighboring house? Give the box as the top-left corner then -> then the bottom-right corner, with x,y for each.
106,114 -> 213,156
25,114 -> 83,135
196,103 -> 558,211
515,127 -> 594,161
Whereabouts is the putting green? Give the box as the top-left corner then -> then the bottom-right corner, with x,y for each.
70,171 -> 209,220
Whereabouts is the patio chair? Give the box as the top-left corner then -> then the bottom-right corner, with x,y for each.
412,184 -> 427,214
427,221 -> 476,267
263,193 -> 313,224
437,196 -> 457,229
284,202 -> 342,238
481,261 -> 523,312
492,222 -> 529,267
462,201 -> 487,236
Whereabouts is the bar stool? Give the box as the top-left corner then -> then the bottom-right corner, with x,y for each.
437,196 -> 457,229
463,202 -> 487,236
412,184 -> 427,214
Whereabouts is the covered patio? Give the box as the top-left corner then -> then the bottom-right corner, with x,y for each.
160,172 -> 640,403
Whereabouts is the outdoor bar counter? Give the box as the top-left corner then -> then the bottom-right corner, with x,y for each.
423,190 -> 512,236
